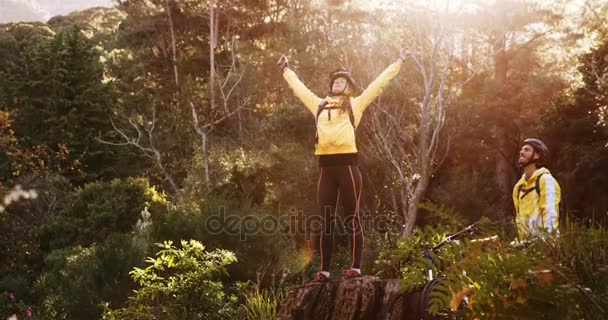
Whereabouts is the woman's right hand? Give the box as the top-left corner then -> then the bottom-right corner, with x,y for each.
277,55 -> 289,71
399,48 -> 411,62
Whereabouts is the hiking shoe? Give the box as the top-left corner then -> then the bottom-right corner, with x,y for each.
341,269 -> 362,280
311,272 -> 330,283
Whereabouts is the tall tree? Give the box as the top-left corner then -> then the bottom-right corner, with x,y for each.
474,0 -> 563,219
543,33 -> 608,221
360,3 -> 483,237
1,25 -> 120,183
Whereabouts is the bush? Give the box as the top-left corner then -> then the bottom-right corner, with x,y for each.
376,221 -> 608,320
38,177 -> 167,251
153,192 -> 294,282
102,240 -> 241,320
34,233 -> 145,319
0,290 -> 32,320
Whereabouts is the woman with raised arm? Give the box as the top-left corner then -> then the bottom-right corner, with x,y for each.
277,49 -> 408,282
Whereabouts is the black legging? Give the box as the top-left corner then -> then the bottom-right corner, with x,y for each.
316,164 -> 363,272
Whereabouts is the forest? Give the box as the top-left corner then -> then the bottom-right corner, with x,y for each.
0,0 -> 607,319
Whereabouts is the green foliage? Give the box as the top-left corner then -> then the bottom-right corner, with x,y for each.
418,201 -> 470,228
0,24 -> 131,183
102,240 -> 240,320
242,288 -> 283,320
47,7 -> 127,49
428,168 -> 499,222
34,233 -> 145,320
0,291 -> 31,320
153,192 -> 293,282
38,177 -> 167,251
1,1 -> 607,319
542,35 -> 608,222
374,224 -> 461,283
381,221 -> 608,320
0,23 -> 55,75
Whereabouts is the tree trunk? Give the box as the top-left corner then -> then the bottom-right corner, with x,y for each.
461,33 -> 469,81
209,0 -> 217,109
402,201 -> 419,238
493,4 -> 516,220
401,174 -> 430,237
277,277 -> 424,320
165,0 -> 179,87
156,154 -> 182,198
238,107 -> 243,137
495,123 -> 515,219
202,130 -> 210,186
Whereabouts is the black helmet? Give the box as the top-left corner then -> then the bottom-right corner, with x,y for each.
329,68 -> 358,94
522,138 -> 549,165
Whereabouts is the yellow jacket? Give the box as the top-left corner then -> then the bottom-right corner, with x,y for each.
282,61 -> 402,155
512,167 -> 561,239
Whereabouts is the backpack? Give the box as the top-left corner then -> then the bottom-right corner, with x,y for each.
518,172 -> 547,200
314,98 -> 356,144
517,171 -> 566,232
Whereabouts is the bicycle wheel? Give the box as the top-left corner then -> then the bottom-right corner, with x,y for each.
420,277 -> 454,320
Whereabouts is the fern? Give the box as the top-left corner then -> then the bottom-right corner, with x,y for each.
426,224 -> 608,319
418,201 -> 469,227
376,202 -> 608,319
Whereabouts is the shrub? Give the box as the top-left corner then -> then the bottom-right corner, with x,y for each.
38,177 -> 167,251
102,240 -> 240,320
35,233 -> 145,319
376,220 -> 608,319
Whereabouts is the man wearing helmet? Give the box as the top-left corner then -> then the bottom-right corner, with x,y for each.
512,138 -> 562,239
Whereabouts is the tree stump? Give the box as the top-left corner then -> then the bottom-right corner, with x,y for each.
277,276 -> 423,320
